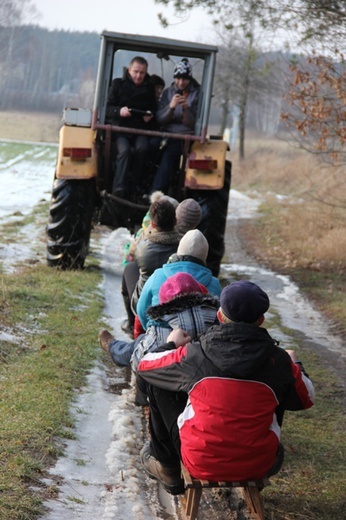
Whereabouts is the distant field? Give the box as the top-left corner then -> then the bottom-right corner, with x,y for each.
0,110 -> 61,143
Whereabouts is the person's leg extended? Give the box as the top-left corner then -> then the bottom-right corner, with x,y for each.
99,328 -> 143,367
108,335 -> 143,366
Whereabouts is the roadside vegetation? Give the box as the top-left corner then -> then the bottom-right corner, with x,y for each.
0,258 -> 104,519
262,346 -> 345,519
0,116 -> 345,518
233,134 -> 346,338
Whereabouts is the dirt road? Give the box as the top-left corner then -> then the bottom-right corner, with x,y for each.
40,192 -> 344,520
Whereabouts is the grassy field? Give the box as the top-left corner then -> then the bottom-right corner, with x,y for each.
0,261 -> 104,519
0,110 -> 61,143
0,113 -> 345,519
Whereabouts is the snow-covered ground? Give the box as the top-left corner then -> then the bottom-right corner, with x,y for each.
0,141 -> 57,219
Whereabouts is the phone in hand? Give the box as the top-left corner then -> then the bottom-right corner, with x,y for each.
176,90 -> 184,96
129,108 -> 152,116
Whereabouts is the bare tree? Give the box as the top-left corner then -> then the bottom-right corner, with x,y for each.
274,2 -> 346,163
155,0 -> 346,161
0,0 -> 38,107
281,53 -> 346,164
273,0 -> 346,46
156,0 -> 286,158
0,0 -> 37,26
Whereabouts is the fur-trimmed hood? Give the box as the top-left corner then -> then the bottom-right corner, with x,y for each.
144,227 -> 180,245
147,292 -> 219,320
131,292 -> 219,374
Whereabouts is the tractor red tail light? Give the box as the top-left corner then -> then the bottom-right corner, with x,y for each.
188,159 -> 218,170
63,147 -> 92,160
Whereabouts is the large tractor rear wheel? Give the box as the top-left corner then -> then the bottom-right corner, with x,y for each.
191,160 -> 232,276
46,178 -> 95,269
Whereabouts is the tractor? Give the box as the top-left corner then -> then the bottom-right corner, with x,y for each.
46,31 -> 231,276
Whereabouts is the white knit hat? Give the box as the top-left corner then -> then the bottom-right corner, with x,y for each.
177,229 -> 209,263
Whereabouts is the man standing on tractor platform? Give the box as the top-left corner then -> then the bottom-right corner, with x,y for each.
106,56 -> 157,199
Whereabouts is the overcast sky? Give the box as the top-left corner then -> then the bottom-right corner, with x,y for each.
32,0 -> 215,44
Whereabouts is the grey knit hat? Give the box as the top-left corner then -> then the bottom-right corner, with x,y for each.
177,229 -> 209,263
176,198 -> 202,235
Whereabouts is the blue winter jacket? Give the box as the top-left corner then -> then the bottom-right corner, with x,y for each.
136,256 -> 222,329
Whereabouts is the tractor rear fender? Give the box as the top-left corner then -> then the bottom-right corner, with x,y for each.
56,125 -> 97,180
185,139 -> 228,190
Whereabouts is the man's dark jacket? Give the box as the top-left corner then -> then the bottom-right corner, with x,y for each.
106,71 -> 156,130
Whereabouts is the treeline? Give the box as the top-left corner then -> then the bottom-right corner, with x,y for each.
0,25 -> 100,111
0,25 -> 292,141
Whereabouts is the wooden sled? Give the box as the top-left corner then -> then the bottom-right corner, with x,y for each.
180,464 -> 270,520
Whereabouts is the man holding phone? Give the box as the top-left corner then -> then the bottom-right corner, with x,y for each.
106,56 -> 157,198
148,58 -> 200,195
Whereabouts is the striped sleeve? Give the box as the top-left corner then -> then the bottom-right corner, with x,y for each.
137,345 -> 189,392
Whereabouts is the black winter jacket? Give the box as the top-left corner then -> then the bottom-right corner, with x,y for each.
106,71 -> 156,130
131,228 -> 180,312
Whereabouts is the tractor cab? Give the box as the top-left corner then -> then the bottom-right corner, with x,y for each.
47,32 -> 231,274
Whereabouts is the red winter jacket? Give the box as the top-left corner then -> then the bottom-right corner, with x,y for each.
137,322 -> 315,481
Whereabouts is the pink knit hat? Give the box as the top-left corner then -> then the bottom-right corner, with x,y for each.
159,272 -> 207,304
